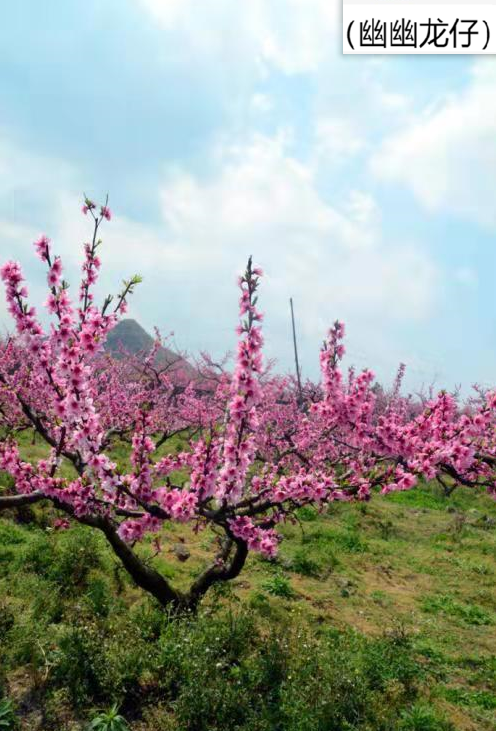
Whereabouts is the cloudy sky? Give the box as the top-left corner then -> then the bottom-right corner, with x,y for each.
0,0 -> 495,392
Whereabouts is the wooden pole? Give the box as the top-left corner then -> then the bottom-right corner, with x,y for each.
290,297 -> 303,404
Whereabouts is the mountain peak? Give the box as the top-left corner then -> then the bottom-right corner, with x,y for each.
105,319 -> 195,376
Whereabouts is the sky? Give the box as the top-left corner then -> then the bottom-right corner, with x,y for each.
0,0 -> 495,394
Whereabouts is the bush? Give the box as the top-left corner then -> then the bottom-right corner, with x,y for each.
399,704 -> 454,731
0,472 -> 15,491
262,574 -> 295,599
421,595 -> 493,626
52,615 -> 155,707
89,704 -> 129,731
16,527 -> 105,595
301,525 -> 368,553
289,548 -> 322,577
295,506 -> 319,522
43,604 -> 429,730
0,603 -> 14,639
0,698 -> 17,730
0,515 -> 447,731
85,576 -> 112,618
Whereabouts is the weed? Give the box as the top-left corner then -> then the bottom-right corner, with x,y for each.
0,699 -> 17,730
289,548 -> 322,577
262,574 -> 295,599
89,704 -> 129,731
399,703 -> 454,731
421,594 -> 493,626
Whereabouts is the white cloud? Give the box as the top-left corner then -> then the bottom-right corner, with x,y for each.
153,132 -> 437,338
161,131 -> 373,254
0,129 -> 438,382
314,117 -> 365,163
0,219 -> 38,246
344,190 -> 379,227
139,0 -> 183,27
138,0 -> 339,75
5,130 -> 435,359
0,132 -> 74,203
250,93 -> 273,114
371,61 -> 496,227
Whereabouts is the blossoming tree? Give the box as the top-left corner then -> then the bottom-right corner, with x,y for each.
1,201 -> 496,611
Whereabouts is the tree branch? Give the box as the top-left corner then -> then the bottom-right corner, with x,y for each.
184,535 -> 248,610
0,491 -> 45,511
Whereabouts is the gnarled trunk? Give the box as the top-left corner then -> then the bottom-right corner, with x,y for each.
0,491 -> 248,613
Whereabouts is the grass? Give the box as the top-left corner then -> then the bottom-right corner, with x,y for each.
1,432 -> 496,729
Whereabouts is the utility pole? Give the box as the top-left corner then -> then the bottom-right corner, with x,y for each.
289,297 -> 303,405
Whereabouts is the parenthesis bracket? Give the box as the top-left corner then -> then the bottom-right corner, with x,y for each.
483,20 -> 490,51
347,21 -> 355,50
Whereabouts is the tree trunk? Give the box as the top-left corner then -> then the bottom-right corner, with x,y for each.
0,491 -> 248,613
98,517 -> 185,609
183,538 -> 249,611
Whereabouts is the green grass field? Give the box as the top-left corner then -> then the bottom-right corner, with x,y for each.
0,433 -> 495,730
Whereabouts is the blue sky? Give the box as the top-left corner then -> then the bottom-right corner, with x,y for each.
0,0 -> 495,394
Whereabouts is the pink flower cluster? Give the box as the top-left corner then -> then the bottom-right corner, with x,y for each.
229,516 -> 279,558
157,488 -> 198,522
2,201 -> 496,585
217,260 -> 264,503
81,199 -> 112,221
118,513 -> 161,542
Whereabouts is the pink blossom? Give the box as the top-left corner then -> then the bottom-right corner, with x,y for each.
33,235 -> 51,262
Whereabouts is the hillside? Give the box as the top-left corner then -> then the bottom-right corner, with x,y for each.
105,319 -> 197,378
0,431 -> 495,730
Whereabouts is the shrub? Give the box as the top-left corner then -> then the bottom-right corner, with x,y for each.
6,600 -> 432,730
85,577 -> 112,618
399,704 -> 454,731
0,603 -> 14,639
443,687 -> 496,710
295,506 -> 319,522
89,704 -> 129,731
277,627 -> 424,731
52,616 -> 154,707
13,526 -> 106,598
289,548 -> 322,577
301,526 -> 368,554
0,472 -> 15,491
262,574 -> 295,599
421,595 -> 493,626
0,699 -> 17,730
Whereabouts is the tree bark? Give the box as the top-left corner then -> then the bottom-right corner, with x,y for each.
0,491 -> 45,510
98,517 -> 185,609
183,537 -> 248,611
47,498 -> 186,610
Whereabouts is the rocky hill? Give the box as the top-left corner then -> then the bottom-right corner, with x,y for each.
105,319 -> 196,377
